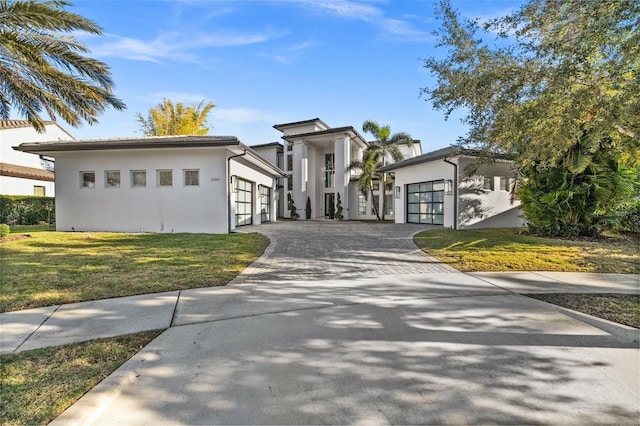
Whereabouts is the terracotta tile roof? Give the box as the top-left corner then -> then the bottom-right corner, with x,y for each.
0,162 -> 54,182
0,120 -> 55,130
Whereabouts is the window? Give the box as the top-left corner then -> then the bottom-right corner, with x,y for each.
259,186 -> 271,223
372,182 -> 380,191
105,170 -> 120,188
235,178 -> 253,226
483,176 -> 494,191
158,170 -> 173,187
34,186 -> 45,197
80,171 -> 95,188
499,176 -> 509,191
324,153 -> 334,188
184,170 -> 199,186
358,194 -> 367,216
287,154 -> 293,173
287,173 -> 293,191
371,195 -> 379,216
406,180 -> 445,225
131,170 -> 146,187
384,194 -> 393,216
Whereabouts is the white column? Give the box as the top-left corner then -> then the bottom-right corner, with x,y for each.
334,136 -> 350,219
292,139 -> 307,218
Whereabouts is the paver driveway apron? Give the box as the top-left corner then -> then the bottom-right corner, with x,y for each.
52,221 -> 640,425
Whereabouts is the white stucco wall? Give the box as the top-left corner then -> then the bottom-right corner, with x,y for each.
392,160 -> 456,227
1,122 -> 72,196
391,156 -> 524,229
229,159 -> 277,230
0,176 -> 54,196
52,148 -> 230,233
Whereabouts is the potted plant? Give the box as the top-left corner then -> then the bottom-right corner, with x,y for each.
335,193 -> 343,220
288,193 -> 298,220
305,196 -> 312,219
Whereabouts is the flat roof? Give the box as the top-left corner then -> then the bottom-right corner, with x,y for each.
379,146 -> 514,172
273,118 -> 329,131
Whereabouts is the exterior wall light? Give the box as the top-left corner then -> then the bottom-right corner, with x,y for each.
445,179 -> 453,195
395,186 -> 401,199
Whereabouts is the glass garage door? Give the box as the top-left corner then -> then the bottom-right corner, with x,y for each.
235,178 -> 253,226
407,181 -> 445,225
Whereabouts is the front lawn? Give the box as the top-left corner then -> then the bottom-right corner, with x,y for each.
414,228 -> 639,273
1,231 -> 268,312
0,330 -> 162,426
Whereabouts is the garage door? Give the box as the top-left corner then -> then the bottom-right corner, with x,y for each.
407,181 -> 444,225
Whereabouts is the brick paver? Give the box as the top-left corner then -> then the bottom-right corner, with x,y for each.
235,220 -> 457,282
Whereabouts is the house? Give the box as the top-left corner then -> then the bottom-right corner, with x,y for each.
250,142 -> 285,218
274,118 -> 422,220
0,120 -> 74,196
378,146 -> 525,229
15,136 -> 284,234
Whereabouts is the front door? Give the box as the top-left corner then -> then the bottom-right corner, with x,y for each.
324,193 -> 335,218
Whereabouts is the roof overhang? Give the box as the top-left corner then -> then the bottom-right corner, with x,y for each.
379,147 -> 514,173
281,126 -> 368,149
0,162 -> 54,181
14,135 -> 285,178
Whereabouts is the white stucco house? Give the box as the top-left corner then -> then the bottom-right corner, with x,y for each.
15,136 -> 284,234
1,120 -> 74,196
379,146 -> 525,229
275,118 -> 422,221
250,142 -> 285,218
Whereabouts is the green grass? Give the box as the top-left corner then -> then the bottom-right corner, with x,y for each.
0,330 -> 162,426
1,231 -> 269,312
10,224 -> 53,233
526,294 -> 640,328
414,228 -> 639,273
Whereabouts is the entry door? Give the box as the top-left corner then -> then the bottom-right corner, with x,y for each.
324,193 -> 335,218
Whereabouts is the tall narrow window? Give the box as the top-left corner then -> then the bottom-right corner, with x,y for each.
358,194 -> 367,216
105,170 -> 120,188
184,170 -> 199,186
131,170 -> 146,187
499,176 -> 509,191
483,176 -> 494,191
80,171 -> 95,188
324,153 -> 334,188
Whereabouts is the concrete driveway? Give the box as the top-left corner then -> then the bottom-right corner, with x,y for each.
52,221 -> 639,425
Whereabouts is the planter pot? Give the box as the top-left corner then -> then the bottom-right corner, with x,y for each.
305,208 -> 312,219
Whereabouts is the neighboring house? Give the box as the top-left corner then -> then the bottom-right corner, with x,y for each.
274,118 -> 422,220
379,146 -> 525,229
15,136 -> 284,234
0,120 -> 74,196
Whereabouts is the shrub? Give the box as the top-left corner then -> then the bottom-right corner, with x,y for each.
287,193 -> 298,220
0,223 -> 9,237
617,200 -> 640,234
0,196 -> 55,225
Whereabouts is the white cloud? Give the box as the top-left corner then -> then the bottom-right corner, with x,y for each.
289,0 -> 432,41
87,28 -> 288,63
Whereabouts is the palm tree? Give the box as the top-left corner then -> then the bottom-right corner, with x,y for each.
349,145 -> 382,219
0,0 -> 126,132
362,120 -> 413,220
137,99 -> 215,136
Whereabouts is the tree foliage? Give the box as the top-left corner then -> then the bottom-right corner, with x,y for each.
137,98 -> 215,136
349,146 -> 381,220
422,0 -> 639,170
0,0 -> 126,132
519,137 -> 638,236
361,120 -> 413,220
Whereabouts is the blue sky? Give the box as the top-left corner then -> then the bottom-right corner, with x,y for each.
65,0 -> 516,153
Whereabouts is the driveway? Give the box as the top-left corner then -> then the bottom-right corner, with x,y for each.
52,222 -> 639,425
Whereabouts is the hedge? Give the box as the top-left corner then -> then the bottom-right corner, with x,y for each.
0,196 -> 55,225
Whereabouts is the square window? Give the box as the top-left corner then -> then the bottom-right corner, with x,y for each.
34,186 -> 45,197
499,177 -> 509,191
184,169 -> 199,186
131,170 -> 146,187
158,170 -> 173,187
80,171 -> 95,188
483,176 -> 494,191
105,170 -> 120,188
